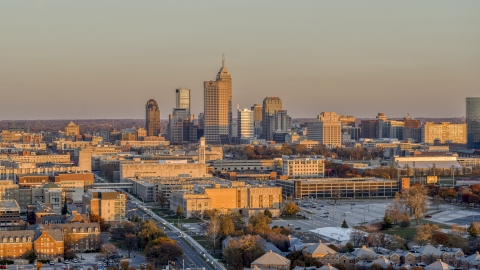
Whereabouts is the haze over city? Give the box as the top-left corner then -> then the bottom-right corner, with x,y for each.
1,1 -> 480,120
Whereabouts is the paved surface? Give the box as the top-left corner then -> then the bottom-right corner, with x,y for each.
126,196 -> 212,270
429,204 -> 480,226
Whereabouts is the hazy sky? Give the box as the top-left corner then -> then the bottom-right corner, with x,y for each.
1,1 -> 479,120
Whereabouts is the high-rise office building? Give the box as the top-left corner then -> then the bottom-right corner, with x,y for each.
168,108 -> 195,144
146,99 -> 161,136
307,112 -> 342,148
262,97 -> 282,141
467,97 -> 480,149
204,55 -> 232,144
238,108 -> 254,140
251,104 -> 263,122
176,88 -> 190,112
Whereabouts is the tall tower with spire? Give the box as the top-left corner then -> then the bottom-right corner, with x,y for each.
203,55 -> 232,144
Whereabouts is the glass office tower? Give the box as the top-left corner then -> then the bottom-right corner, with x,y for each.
467,97 -> 480,149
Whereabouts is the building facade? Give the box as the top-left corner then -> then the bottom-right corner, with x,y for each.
262,97 -> 282,141
307,112 -> 342,148
204,56 -> 232,144
238,109 -> 254,140
82,189 -> 126,222
422,122 -> 467,144
282,157 -> 325,178
146,99 -> 161,137
176,88 -> 191,112
467,97 -> 480,149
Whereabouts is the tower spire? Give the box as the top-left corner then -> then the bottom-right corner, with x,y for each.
222,54 -> 225,67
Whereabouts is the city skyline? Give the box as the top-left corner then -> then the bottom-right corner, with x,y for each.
1,1 -> 479,120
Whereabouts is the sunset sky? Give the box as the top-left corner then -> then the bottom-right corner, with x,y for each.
1,1 -> 479,120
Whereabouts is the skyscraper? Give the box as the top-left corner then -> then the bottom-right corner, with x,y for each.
262,97 -> 282,141
176,88 -> 190,112
204,55 -> 232,144
146,99 -> 161,136
238,108 -> 254,140
467,97 -> 480,148
251,104 -> 263,122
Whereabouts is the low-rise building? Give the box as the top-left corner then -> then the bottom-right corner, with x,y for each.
282,157 -> 325,178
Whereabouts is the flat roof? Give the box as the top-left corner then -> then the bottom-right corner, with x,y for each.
309,227 -> 354,242
0,200 -> 20,210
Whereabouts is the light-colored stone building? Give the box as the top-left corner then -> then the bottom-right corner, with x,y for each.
119,160 -> 207,179
82,189 -> 126,222
422,122 -> 467,144
307,112 -> 342,148
170,182 -> 282,218
65,121 -> 80,136
282,157 -> 325,178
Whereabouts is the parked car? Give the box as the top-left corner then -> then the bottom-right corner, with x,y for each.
425,215 -> 432,218
50,261 -> 55,265
324,212 -> 329,214
295,227 -> 301,230
1,265 -> 7,269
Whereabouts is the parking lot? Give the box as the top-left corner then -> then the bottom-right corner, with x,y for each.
272,199 -> 394,233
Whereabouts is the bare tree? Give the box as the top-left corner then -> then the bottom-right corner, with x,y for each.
350,228 -> 365,247
401,184 -> 428,224
206,213 -> 221,253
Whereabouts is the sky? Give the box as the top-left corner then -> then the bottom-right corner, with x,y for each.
0,1 -> 479,120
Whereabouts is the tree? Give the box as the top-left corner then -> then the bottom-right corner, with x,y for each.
387,235 -> 407,251
248,213 -> 271,237
414,224 -> 440,245
206,214 -> 221,253
401,184 -> 428,224
146,264 -> 154,270
111,221 -> 137,241
224,235 -> 266,269
219,215 -> 235,239
432,195 -> 444,210
137,220 -> 166,249
345,242 -> 354,252
467,222 -> 480,238
368,263 -> 383,270
27,249 -> 36,263
432,232 -> 450,245
341,219 -> 349,228
89,213 -> 110,232
264,209 -> 273,218
283,202 -> 300,215
381,213 -> 393,230
36,262 -> 43,270
156,191 -> 168,209
350,228 -> 365,247
451,224 -> 466,237
387,192 -> 408,224
124,233 -> 138,256
267,232 -> 288,251
176,205 -> 184,218
145,237 -> 183,267
98,243 -> 117,260
120,260 -> 130,270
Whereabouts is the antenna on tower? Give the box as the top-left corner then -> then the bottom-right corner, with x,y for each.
222,54 -> 225,67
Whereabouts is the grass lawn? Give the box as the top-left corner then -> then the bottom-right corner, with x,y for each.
164,217 -> 202,224
191,236 -> 215,250
383,218 -> 450,239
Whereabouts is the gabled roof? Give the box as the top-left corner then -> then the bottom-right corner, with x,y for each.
458,251 -> 480,265
425,259 -> 454,270
251,250 -> 290,266
304,241 -> 337,256
416,245 -> 443,256
318,263 -> 339,270
352,245 -> 377,260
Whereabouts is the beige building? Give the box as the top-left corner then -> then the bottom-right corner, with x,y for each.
282,157 -> 325,178
170,182 -> 282,218
65,121 -> 80,136
213,160 -> 275,172
119,160 -> 207,179
10,154 -> 70,164
262,97 -> 283,141
82,189 -> 126,222
0,181 -> 19,203
204,56 -> 232,144
422,122 -> 467,144
118,140 -> 170,147
307,112 -> 342,148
